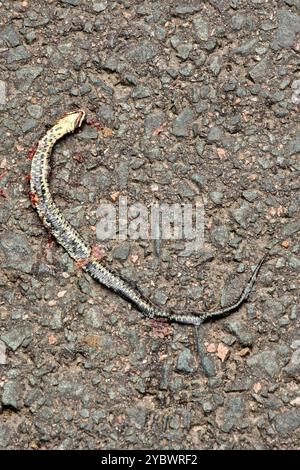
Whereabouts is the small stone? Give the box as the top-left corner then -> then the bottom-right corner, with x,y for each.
112,242 -> 130,261
207,126 -> 223,142
225,376 -> 252,392
172,3 -> 201,16
221,396 -> 245,433
274,10 -> 300,48
225,320 -> 253,347
193,15 -> 209,41
0,340 -> 6,365
0,424 -> 11,448
287,135 -> 300,157
282,220 -> 300,238
249,58 -> 270,83
291,305 -> 298,320
177,348 -> 197,373
207,343 -> 216,353
211,226 -> 229,247
217,343 -> 230,362
98,104 -> 114,126
78,126 -> 99,139
92,410 -> 107,423
191,172 -> 206,189
247,350 -> 280,378
127,407 -> 148,429
145,111 -> 166,136
1,328 -> 31,351
209,191 -> 224,205
176,43 -> 193,60
58,378 -> 84,399
21,118 -> 37,133
2,380 -> 24,410
232,202 -> 252,228
15,67 -> 43,92
25,31 -> 36,44
92,1 -> 107,12
274,410 -> 300,436
172,107 -> 195,137
178,181 -> 197,198
153,290 -> 168,306
84,306 -> 103,329
242,190 -> 258,202
60,0 -> 80,5
131,85 -> 152,99
27,104 -> 43,119
127,40 -> 158,64
262,299 -> 285,320
195,139 -> 205,156
7,45 -> 31,63
202,401 -> 214,414
283,349 -> 300,381
200,355 -> 216,377
1,25 -> 20,47
231,14 -> 245,30
187,286 -> 203,301
222,334 -> 236,346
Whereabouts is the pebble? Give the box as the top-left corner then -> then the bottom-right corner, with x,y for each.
172,107 -> 195,137
274,410 -> 300,436
0,425 -> 12,448
225,320 -> 253,347
274,10 -> 300,48
177,348 -> 197,374
287,135 -> 300,157
0,340 -> 6,365
209,191 -> 224,205
27,104 -> 43,119
60,0 -> 80,5
211,226 -> 229,247
247,350 -> 280,378
221,396 -> 245,433
0,0 -> 299,449
1,328 -> 31,351
144,111 -> 166,136
283,349 -> 300,381
2,380 -> 24,410
1,25 -> 20,47
92,1 -> 107,12
249,58 -> 270,82
7,45 -> 31,63
207,126 -> 223,142
193,16 -> 209,41
84,306 -> 104,329
131,85 -> 152,99
127,40 -> 158,64
231,14 -> 245,30
112,242 -> 131,261
234,38 -> 257,55
232,202 -> 252,228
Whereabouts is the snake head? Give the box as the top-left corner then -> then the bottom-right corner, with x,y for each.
58,110 -> 86,133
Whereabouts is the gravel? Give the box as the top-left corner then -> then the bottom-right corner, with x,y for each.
172,107 -> 195,137
247,350 -> 280,379
0,0 -> 299,451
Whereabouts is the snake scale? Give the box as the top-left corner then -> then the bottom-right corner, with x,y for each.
30,110 -> 265,327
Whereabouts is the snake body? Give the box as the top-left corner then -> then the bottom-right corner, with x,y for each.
30,110 -> 265,326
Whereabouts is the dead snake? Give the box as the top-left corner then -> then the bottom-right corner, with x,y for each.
29,110 -> 265,326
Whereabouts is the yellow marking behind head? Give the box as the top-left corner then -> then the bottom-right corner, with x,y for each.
56,110 -> 86,134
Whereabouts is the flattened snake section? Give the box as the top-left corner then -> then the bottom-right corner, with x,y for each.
30,110 -> 265,326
